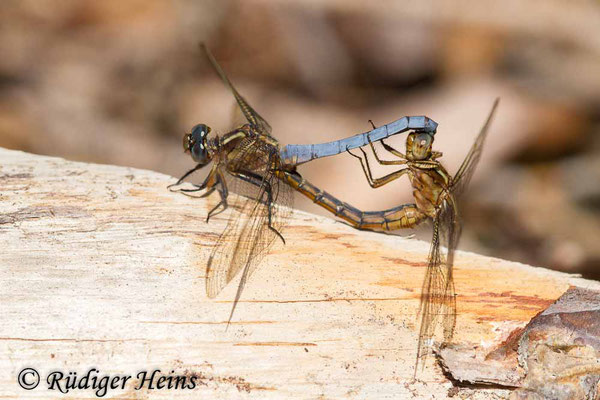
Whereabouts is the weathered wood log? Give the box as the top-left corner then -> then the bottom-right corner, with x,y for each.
1,147 -> 598,399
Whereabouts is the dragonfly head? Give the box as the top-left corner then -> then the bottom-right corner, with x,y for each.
184,124 -> 212,165
406,131 -> 434,161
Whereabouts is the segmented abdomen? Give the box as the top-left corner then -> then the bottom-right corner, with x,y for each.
278,171 -> 428,231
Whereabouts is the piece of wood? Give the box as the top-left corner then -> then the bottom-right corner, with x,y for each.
1,147 -> 599,399
439,286 -> 600,399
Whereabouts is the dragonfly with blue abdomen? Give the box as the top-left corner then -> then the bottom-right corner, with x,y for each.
170,44 -> 498,372
169,44 -> 437,323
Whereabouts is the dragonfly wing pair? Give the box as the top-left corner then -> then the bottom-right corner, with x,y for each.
205,140 -> 292,311
183,45 -> 499,375
416,99 -> 500,370
200,44 -> 272,136
201,45 -> 292,323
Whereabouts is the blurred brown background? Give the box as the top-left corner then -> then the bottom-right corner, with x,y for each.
1,0 -> 599,279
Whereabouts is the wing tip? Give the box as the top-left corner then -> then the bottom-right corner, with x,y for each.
489,97 -> 500,120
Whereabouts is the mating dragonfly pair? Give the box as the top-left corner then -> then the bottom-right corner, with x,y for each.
170,45 -> 499,370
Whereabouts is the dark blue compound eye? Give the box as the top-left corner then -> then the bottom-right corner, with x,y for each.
187,124 -> 212,165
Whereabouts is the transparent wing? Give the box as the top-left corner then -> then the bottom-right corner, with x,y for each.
201,44 -> 272,135
228,100 -> 249,134
438,195 -> 459,342
415,197 -> 458,373
205,184 -> 254,299
205,140 -> 271,298
452,98 -> 499,198
205,141 -> 292,323
414,100 -> 499,371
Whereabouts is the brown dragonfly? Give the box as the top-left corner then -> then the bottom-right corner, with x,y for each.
172,44 -> 498,372
171,45 -> 436,325
344,99 -> 500,371
169,45 -> 294,326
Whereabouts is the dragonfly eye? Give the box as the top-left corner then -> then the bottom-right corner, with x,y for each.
183,133 -> 193,152
410,132 -> 434,160
188,124 -> 212,164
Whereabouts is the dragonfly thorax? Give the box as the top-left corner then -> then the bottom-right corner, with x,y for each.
184,124 -> 212,165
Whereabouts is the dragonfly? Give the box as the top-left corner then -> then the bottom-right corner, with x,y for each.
171,44 -> 437,324
345,99 -> 500,371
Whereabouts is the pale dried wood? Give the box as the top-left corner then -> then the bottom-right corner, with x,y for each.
1,147 -> 599,399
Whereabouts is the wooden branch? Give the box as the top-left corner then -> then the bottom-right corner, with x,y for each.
1,147 -> 598,399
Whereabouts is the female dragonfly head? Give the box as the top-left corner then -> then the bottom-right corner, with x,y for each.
184,124 -> 212,165
406,131 -> 434,161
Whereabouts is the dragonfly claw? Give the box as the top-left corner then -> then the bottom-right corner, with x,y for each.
206,199 -> 227,223
269,226 -> 286,245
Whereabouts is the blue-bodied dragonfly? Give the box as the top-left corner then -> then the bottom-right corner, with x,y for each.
171,44 -> 497,372
170,44 -> 436,323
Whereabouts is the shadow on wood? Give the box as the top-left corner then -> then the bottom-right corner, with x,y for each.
1,148 -> 598,398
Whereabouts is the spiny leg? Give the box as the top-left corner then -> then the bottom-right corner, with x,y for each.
366,168 -> 410,188
380,139 -> 406,159
178,183 -> 205,193
231,169 -> 286,244
206,170 -> 228,222
347,146 -> 409,188
255,172 -> 285,245
178,187 -> 217,200
365,119 -> 407,165
175,164 -> 229,222
179,185 -> 212,194
347,146 -> 375,186
168,164 -> 205,191
168,163 -> 235,196
369,140 -> 407,166
412,160 -> 443,169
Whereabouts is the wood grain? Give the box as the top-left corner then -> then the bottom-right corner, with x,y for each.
1,147 -> 598,399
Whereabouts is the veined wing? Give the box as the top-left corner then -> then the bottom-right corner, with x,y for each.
415,196 -> 458,374
205,138 -> 271,298
205,141 -> 291,323
201,44 -> 272,135
452,98 -> 499,197
415,100 -> 498,371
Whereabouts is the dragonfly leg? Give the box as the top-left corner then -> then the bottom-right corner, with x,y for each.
347,146 -> 409,188
347,146 -> 375,184
380,139 -> 406,159
367,168 -> 409,188
412,160 -> 443,169
231,169 -> 286,245
171,166 -> 228,220
206,194 -> 227,222
168,164 -> 205,191
364,120 -> 407,165
206,170 -> 229,223
368,140 -> 407,166
170,163 -> 229,195
176,182 -> 217,198
179,184 -> 209,193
